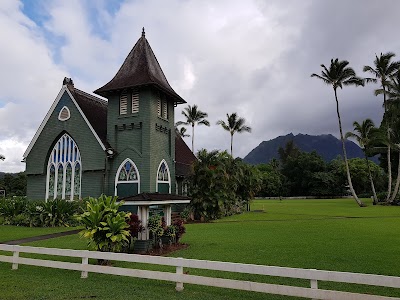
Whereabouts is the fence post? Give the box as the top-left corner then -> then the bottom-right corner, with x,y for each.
12,249 -> 19,270
310,273 -> 318,300
81,256 -> 89,278
175,257 -> 184,291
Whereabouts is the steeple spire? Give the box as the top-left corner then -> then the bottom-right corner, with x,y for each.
94,29 -> 185,104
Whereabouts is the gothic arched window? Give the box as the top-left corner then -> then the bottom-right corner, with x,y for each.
115,159 -> 140,197
46,133 -> 82,200
156,160 -> 171,193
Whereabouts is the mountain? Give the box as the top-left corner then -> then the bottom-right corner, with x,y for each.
243,133 -> 374,164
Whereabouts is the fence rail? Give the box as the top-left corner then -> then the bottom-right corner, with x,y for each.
0,244 -> 399,300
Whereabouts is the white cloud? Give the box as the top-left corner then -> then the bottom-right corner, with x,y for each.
1,0 -> 400,172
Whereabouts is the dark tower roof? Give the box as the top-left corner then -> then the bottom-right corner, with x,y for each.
94,28 -> 186,104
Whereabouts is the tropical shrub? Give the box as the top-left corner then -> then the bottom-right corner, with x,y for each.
0,197 -> 27,224
147,214 -> 164,248
126,213 -> 144,252
189,149 -> 261,220
172,219 -> 186,243
76,195 -> 130,252
163,225 -> 176,244
0,197 -> 82,227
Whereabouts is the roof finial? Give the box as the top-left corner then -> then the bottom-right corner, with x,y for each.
142,27 -> 145,37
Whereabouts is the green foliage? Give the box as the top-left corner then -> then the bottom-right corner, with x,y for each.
256,164 -> 284,197
0,172 -> 27,197
0,197 -> 81,227
148,214 -> 164,247
76,195 -> 130,252
189,150 -> 260,220
0,197 -> 27,224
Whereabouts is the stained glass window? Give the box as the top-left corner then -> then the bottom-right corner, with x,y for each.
65,163 -> 72,197
157,160 -> 170,193
117,160 -> 138,182
74,163 -> 81,197
57,164 -> 63,197
157,161 -> 169,182
49,165 -> 55,198
46,133 -> 81,201
115,159 -> 140,196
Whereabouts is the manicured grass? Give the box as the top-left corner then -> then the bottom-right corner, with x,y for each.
1,198 -> 399,299
0,225 -> 79,243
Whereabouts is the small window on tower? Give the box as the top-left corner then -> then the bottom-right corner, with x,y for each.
120,91 -> 128,115
132,90 -> 139,113
58,106 -> 71,121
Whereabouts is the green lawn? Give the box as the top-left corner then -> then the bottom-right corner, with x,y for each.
0,225 -> 78,243
1,198 -> 400,299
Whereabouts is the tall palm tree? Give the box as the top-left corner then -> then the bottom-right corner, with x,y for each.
216,113 -> 251,156
364,52 -> 400,202
311,58 -> 365,207
345,119 -> 379,204
383,72 -> 400,201
177,105 -> 210,152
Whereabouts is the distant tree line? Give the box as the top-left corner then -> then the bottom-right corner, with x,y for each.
255,141 -> 386,198
0,172 -> 27,197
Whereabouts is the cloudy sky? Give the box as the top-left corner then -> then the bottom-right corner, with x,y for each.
1,0 -> 400,173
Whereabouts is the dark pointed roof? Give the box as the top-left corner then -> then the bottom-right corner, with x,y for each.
94,29 -> 186,104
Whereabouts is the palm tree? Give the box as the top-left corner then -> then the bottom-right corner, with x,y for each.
383,73 -> 400,201
0,154 -> 4,161
364,52 -> 400,202
216,113 -> 251,156
175,124 -> 190,138
345,119 -> 379,204
176,105 -> 210,152
311,58 -> 365,207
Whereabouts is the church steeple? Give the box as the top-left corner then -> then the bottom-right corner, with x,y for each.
94,29 -> 185,104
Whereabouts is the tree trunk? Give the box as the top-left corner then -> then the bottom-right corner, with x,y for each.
334,88 -> 365,207
230,134 -> 233,157
191,124 -> 195,153
390,151 -> 400,202
383,83 -> 392,202
365,155 -> 378,204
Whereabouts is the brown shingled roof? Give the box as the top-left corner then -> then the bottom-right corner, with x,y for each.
94,29 -> 186,104
69,87 -> 109,148
175,135 -> 197,177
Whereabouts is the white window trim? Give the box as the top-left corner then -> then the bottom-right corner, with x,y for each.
156,159 -> 171,193
45,133 -> 82,201
58,106 -> 71,121
114,158 -> 140,196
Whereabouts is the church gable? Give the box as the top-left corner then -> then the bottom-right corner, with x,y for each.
25,86 -> 106,176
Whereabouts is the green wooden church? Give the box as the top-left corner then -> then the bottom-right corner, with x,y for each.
23,29 -> 195,202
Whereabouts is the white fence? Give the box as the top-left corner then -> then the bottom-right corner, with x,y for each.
0,244 -> 399,300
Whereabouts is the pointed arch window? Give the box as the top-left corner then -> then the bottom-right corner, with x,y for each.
46,133 -> 82,200
156,160 -> 171,193
115,159 -> 140,197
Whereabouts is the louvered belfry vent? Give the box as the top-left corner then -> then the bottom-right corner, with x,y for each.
120,91 -> 128,115
163,99 -> 168,119
132,91 -> 139,113
157,97 -> 161,116
58,106 -> 71,121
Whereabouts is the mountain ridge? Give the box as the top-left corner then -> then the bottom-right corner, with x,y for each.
243,133 -> 373,164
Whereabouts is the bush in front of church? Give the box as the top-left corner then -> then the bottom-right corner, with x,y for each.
0,197 -> 80,227
76,194 -> 131,253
